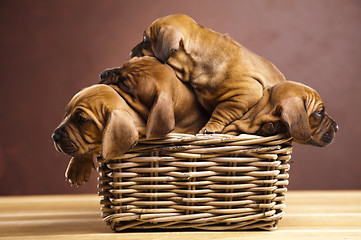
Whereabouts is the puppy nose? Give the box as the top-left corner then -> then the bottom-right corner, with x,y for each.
52,132 -> 60,142
332,121 -> 339,133
52,128 -> 66,142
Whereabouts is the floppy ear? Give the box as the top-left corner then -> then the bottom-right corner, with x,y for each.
102,110 -> 139,160
154,26 -> 183,63
146,92 -> 175,138
279,97 -> 312,143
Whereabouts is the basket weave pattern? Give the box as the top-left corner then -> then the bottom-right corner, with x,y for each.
98,133 -> 292,231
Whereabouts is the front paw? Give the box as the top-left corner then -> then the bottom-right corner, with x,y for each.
99,68 -> 119,84
221,124 -> 239,136
199,122 -> 225,134
65,157 -> 93,186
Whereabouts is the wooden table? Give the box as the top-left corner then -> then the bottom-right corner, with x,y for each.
0,191 -> 360,239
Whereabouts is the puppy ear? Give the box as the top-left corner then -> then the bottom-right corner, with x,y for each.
102,110 -> 139,160
279,97 -> 312,143
146,93 -> 175,138
154,26 -> 183,63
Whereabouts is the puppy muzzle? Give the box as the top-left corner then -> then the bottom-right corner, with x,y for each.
321,120 -> 338,145
308,119 -> 338,147
52,127 -> 79,155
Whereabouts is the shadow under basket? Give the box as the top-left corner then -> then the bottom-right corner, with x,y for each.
97,133 -> 293,231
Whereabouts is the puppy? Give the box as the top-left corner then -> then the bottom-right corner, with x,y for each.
99,56 -> 209,138
223,81 -> 338,147
131,14 -> 286,134
52,84 -> 145,185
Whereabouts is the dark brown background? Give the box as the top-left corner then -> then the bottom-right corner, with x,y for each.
1,0 -> 360,195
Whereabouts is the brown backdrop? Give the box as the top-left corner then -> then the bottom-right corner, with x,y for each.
1,0 -> 360,195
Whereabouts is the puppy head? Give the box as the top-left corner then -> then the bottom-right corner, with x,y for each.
271,81 -> 338,147
52,84 -> 140,160
100,56 -> 176,139
130,15 -> 193,63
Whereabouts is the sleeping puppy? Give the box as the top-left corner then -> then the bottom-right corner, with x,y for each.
99,56 -> 209,138
130,14 -> 286,134
223,81 -> 338,147
52,84 -> 146,185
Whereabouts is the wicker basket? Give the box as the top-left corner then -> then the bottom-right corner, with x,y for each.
97,133 -> 293,231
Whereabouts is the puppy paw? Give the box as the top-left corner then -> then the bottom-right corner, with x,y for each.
65,156 -> 94,186
199,122 -> 225,134
221,125 -> 238,136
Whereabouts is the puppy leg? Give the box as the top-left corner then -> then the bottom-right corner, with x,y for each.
200,101 -> 243,134
223,120 -> 279,136
201,94 -> 263,133
65,155 -> 94,186
222,119 -> 252,135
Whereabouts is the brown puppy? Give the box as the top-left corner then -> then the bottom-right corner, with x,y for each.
131,14 -> 286,134
99,56 -> 209,138
223,81 -> 338,147
52,84 -> 145,185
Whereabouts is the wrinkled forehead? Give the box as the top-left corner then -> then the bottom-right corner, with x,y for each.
146,22 -> 160,38
305,86 -> 325,112
65,97 -> 99,118
123,57 -> 165,79
127,57 -> 161,70
65,85 -> 114,116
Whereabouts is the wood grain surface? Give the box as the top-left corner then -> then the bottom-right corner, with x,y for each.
0,191 -> 360,239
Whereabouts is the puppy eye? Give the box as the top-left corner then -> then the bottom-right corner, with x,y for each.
143,32 -> 148,42
74,111 -> 91,125
314,108 -> 325,118
78,115 -> 90,124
